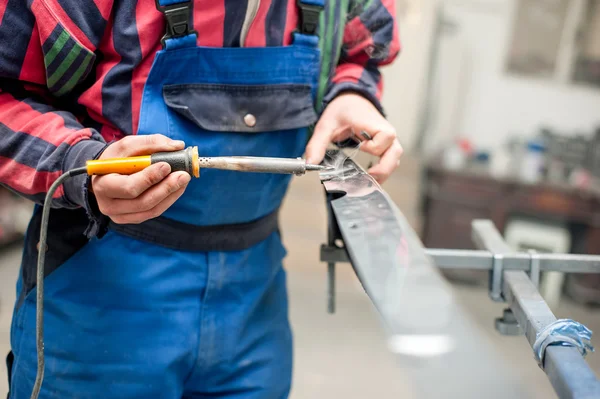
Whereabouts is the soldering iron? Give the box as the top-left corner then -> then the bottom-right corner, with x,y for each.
30,146 -> 327,399
85,146 -> 328,177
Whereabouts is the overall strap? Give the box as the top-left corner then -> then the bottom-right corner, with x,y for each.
156,0 -> 324,49
155,0 -> 197,50
294,0 -> 325,48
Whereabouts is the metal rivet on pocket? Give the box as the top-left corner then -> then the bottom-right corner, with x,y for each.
244,114 -> 257,128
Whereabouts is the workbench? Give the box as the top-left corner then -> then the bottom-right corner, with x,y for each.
420,163 -> 600,300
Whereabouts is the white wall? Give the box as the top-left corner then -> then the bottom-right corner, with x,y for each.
422,0 -> 600,154
381,0 -> 438,151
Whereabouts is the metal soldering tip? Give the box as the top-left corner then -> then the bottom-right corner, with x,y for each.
306,164 -> 330,171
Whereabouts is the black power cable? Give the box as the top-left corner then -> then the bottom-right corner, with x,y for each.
30,167 -> 88,399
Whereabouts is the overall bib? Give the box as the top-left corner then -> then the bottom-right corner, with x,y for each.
8,1 -> 323,398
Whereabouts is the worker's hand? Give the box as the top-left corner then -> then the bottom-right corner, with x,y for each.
305,93 -> 403,183
91,134 -> 191,224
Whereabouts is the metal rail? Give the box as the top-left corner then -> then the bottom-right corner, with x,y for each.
319,150 -> 531,398
324,246 -> 600,274
322,239 -> 600,398
320,150 -> 600,398
472,220 -> 600,399
427,249 -> 600,274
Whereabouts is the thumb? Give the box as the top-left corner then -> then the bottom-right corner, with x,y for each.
305,119 -> 337,165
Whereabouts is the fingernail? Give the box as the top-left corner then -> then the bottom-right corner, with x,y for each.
171,140 -> 185,148
159,163 -> 171,174
178,173 -> 191,186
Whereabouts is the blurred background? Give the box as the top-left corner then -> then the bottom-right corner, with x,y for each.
2,0 -> 600,397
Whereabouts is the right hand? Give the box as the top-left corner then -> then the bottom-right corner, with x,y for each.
91,134 -> 191,224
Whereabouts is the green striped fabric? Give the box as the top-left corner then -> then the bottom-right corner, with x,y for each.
42,25 -> 95,97
44,30 -> 70,67
55,52 -> 94,96
332,0 -> 350,87
315,0 -> 351,113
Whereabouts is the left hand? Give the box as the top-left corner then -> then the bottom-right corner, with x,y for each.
305,93 -> 403,184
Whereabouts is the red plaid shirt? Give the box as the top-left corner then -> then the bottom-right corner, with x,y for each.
0,0 -> 399,213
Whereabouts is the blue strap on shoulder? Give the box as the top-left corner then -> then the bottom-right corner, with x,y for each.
157,0 -> 187,5
298,0 -> 325,5
532,319 -> 594,368
156,0 -> 197,50
294,0 -> 324,48
157,0 -> 324,49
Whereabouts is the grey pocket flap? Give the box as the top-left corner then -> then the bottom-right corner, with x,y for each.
163,83 -> 317,133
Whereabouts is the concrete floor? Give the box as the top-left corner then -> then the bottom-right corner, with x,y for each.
1,154 -> 599,398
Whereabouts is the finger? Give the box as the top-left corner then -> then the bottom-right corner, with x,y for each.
110,185 -> 187,225
103,134 -> 185,158
368,140 -> 403,183
93,162 -> 172,200
360,128 -> 397,157
100,172 -> 190,215
305,119 -> 337,165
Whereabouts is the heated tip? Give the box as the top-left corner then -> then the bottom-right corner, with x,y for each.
306,164 -> 331,171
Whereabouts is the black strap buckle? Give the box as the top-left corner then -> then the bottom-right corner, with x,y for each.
297,1 -> 323,35
156,0 -> 196,46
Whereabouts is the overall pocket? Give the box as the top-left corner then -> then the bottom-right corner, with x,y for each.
163,83 -> 317,134
159,82 -> 317,225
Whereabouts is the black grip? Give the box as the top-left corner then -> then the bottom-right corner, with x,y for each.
150,148 -> 192,175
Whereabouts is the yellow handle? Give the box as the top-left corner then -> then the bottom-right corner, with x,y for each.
86,156 -> 152,176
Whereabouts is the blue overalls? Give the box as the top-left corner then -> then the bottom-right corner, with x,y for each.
8,1 -> 323,397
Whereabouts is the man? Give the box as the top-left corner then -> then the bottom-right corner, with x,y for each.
0,0 -> 401,397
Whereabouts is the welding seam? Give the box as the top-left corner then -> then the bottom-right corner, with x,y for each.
533,319 -> 595,368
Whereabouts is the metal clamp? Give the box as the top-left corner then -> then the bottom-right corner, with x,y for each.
528,249 -> 541,289
495,308 -> 523,336
489,253 -> 504,302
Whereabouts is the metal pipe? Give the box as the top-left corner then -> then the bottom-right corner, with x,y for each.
503,270 -> 600,399
321,246 -> 600,274
425,249 -> 494,270
471,219 -> 513,254
545,346 -> 600,399
197,156 -> 326,175
468,219 -> 600,398
425,249 -> 600,274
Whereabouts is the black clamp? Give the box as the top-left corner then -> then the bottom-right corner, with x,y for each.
297,1 -> 323,35
156,0 -> 196,46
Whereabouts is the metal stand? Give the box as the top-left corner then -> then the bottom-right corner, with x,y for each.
322,191 -> 347,314
320,216 -> 600,398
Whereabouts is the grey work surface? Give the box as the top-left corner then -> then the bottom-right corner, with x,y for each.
1,154 -> 599,398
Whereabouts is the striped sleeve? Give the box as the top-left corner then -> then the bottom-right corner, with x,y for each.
324,0 -> 401,114
0,0 -> 109,210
